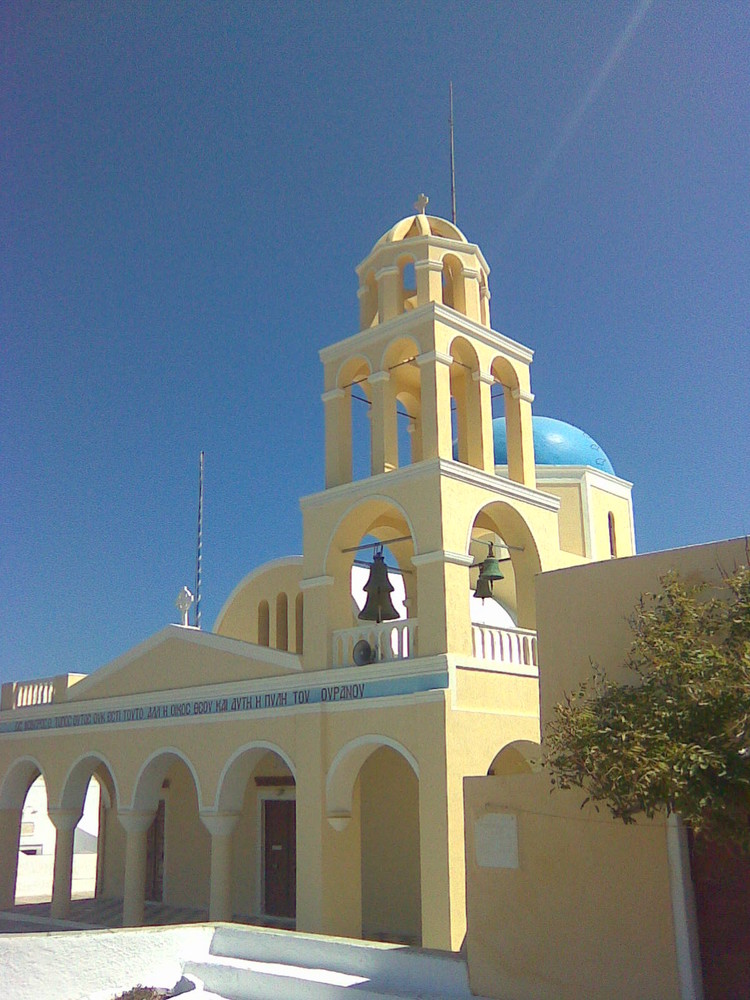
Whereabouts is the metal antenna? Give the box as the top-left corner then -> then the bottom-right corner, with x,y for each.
449,81 -> 457,225
194,451 -> 204,629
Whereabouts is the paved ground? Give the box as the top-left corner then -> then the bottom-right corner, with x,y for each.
0,897 -> 294,935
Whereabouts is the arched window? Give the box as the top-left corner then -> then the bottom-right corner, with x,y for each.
608,512 -> 617,558
295,592 -> 304,653
360,270 -> 378,330
399,257 -> 417,313
276,593 -> 288,651
479,272 -> 489,326
442,255 -> 466,314
258,600 -> 270,646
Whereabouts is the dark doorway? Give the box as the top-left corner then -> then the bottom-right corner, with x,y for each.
263,799 -> 296,919
690,830 -> 750,999
145,799 -> 165,903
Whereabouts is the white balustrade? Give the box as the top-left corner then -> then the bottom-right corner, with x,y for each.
333,618 -> 417,667
471,624 -> 538,669
13,679 -> 56,708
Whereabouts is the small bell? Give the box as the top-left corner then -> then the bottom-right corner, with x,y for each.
473,575 -> 493,601
358,549 -> 400,623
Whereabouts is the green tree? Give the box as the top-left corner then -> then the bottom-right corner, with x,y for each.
543,564 -> 750,849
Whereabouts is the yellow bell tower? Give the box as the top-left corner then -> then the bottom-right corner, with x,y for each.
299,201 -> 579,673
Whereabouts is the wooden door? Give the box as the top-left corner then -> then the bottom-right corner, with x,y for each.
145,799 -> 165,903
690,830 -> 750,999
263,799 -> 296,919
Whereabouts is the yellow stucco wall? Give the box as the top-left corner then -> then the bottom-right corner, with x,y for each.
360,746 -> 421,943
464,772 -> 680,1000
543,482 -> 586,556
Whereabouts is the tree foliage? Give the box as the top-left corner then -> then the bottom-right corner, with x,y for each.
543,564 -> 750,848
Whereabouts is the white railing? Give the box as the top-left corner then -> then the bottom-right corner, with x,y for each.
333,619 -> 417,667
1,673 -> 87,710
11,679 -> 56,708
471,624 -> 538,669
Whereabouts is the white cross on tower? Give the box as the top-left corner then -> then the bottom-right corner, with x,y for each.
414,193 -> 429,215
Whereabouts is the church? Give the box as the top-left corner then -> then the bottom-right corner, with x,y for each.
0,205 -> 636,952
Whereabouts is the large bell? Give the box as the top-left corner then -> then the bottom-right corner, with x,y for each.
358,550 -> 399,623
478,542 -> 504,583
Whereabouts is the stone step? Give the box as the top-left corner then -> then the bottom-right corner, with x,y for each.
198,924 -> 480,1000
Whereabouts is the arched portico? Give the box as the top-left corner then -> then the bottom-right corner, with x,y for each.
121,748 -> 207,926
0,757 -> 46,910
326,736 -> 422,945
206,742 -> 297,922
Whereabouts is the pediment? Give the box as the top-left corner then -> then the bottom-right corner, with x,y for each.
64,626 -> 301,702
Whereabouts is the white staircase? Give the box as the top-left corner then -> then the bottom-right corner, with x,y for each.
182,924 -> 489,1000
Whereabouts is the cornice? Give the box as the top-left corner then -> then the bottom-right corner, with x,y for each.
318,302 -> 533,367
356,235 -> 491,278
437,459 -> 561,512
300,457 -> 561,514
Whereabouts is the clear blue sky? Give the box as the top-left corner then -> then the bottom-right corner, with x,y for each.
2,2 -> 748,685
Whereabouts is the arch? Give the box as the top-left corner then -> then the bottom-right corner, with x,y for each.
487,740 -> 542,776
326,735 -> 419,820
449,336 -> 482,468
479,271 -> 489,326
324,495 -> 418,633
257,600 -> 270,646
467,500 -> 544,629
59,752 -> 120,814
490,355 -> 533,485
276,592 -> 289,650
337,355 -> 373,483
130,747 -> 203,813
360,269 -> 378,330
0,756 -> 47,810
382,336 -> 422,469
397,254 -> 417,314
323,493 -> 419,575
442,254 -> 466,314
214,741 -> 297,814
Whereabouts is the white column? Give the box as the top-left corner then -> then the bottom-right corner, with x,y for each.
118,810 -> 155,926
200,812 -> 240,922
49,808 -> 81,919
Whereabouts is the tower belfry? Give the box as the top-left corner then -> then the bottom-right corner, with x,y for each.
300,206 -> 565,671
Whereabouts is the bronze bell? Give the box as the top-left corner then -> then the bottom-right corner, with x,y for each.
358,550 -> 399,623
473,574 -> 494,601
478,542 -> 504,583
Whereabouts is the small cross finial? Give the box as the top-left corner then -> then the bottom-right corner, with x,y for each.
414,193 -> 429,215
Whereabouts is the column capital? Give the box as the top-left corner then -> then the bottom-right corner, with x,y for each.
118,809 -> 156,834
414,258 -> 444,272
48,808 -> 82,832
321,387 -> 346,403
511,388 -> 535,403
200,812 -> 240,838
472,369 -> 495,385
375,265 -> 399,281
462,267 -> 481,281
367,370 -> 390,386
416,350 -> 453,368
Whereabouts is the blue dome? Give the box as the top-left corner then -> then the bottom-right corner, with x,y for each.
492,416 -> 615,474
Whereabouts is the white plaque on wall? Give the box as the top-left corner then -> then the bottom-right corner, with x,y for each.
475,812 -> 519,869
